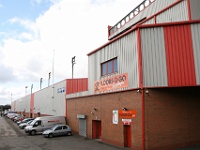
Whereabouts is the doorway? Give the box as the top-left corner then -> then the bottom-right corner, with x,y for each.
124,125 -> 131,148
92,120 -> 102,139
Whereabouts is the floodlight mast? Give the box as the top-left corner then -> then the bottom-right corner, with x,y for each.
72,56 -> 76,79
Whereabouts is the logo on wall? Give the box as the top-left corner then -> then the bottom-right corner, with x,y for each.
94,73 -> 128,93
57,87 -> 65,93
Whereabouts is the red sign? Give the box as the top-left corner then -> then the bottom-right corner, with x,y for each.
94,73 -> 128,93
118,110 -> 136,119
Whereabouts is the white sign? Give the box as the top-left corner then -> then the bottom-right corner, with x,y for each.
122,119 -> 132,125
112,110 -> 118,124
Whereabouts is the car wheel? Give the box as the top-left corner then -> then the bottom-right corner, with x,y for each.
48,133 -> 53,138
31,130 -> 36,136
67,131 -> 72,136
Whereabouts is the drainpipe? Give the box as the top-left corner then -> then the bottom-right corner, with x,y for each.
142,89 -> 145,150
137,28 -> 145,150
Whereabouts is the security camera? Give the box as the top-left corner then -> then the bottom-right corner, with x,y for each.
137,90 -> 140,93
122,108 -> 127,111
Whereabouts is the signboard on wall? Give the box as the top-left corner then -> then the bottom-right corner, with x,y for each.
94,73 -> 128,93
122,119 -> 132,125
118,110 -> 136,119
112,110 -> 118,124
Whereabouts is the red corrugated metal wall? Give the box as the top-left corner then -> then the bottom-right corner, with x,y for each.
164,25 -> 196,86
66,78 -> 88,94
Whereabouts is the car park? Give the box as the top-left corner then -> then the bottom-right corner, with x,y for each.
42,124 -> 72,138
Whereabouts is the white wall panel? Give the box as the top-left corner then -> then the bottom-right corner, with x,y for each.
141,27 -> 168,87
88,31 -> 139,94
191,23 -> 200,84
190,0 -> 200,20
34,80 -> 66,116
156,0 -> 188,23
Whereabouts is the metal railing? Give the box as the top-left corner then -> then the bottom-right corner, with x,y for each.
109,0 -> 155,37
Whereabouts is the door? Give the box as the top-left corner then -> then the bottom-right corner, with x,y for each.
92,120 -> 102,139
79,118 -> 87,137
124,125 -> 131,148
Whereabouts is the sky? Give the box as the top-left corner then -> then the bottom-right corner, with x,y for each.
0,0 -> 143,105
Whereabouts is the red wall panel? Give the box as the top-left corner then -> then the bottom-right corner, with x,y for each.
30,94 -> 34,111
66,78 -> 88,94
164,25 -> 196,86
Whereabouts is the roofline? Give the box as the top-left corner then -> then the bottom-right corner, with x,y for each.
87,0 -> 186,56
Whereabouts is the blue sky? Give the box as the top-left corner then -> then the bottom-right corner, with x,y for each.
0,0 -> 52,42
0,0 -> 143,105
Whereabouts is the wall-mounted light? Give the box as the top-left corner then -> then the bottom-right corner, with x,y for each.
122,107 -> 128,111
145,90 -> 149,95
91,111 -> 93,114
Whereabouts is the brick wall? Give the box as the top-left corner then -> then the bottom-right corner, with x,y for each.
66,86 -> 200,149
145,87 -> 200,150
67,90 -> 143,149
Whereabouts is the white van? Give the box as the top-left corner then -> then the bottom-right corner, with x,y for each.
24,116 -> 66,135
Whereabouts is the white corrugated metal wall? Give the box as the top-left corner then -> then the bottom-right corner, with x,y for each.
156,0 -> 188,23
14,95 -> 30,114
190,0 -> 200,20
88,32 -> 139,94
12,80 -> 66,116
191,23 -> 200,84
34,80 -> 66,116
140,27 -> 168,87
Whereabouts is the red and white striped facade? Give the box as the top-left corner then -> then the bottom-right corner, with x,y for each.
87,0 -> 200,94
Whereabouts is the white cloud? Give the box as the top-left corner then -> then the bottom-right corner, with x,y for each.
0,0 -> 143,105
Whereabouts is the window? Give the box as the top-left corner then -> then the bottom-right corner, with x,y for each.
101,58 -> 118,76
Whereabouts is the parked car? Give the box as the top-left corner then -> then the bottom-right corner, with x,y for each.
6,112 -> 17,119
11,114 -> 20,121
17,118 -> 34,125
19,120 -> 33,129
43,124 -> 72,138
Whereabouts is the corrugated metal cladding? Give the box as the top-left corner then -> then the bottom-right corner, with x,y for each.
109,0 -> 177,39
88,32 -> 139,94
141,24 -> 198,87
156,0 -> 188,23
141,27 -> 168,87
34,80 -> 66,116
14,96 -> 31,112
191,23 -> 200,84
66,78 -> 88,94
164,24 -> 196,86
190,0 -> 200,20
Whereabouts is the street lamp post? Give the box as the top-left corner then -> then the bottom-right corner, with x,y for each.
31,84 -> 33,94
25,86 -> 28,96
48,72 -> 51,86
40,78 -> 42,89
72,56 -> 76,79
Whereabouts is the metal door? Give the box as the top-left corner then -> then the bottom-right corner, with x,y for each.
79,118 -> 86,137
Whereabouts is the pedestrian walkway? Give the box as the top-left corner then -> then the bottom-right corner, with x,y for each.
0,116 -> 17,137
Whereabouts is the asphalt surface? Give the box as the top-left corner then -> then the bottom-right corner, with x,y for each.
1,116 -> 200,150
0,116 -> 128,150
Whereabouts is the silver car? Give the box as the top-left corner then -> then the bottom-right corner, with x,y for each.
42,124 -> 72,138
19,120 -> 33,129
